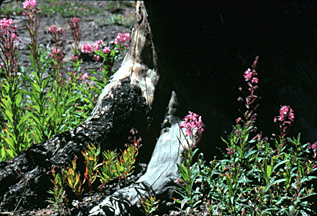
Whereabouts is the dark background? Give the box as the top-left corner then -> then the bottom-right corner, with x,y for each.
145,2 -> 317,161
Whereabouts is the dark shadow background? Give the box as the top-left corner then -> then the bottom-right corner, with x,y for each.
145,1 -> 317,211
145,1 -> 317,159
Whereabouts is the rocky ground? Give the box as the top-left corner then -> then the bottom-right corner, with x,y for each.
1,1 -> 135,84
0,1 -> 208,215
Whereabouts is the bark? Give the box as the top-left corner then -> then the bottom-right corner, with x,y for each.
89,2 -> 184,215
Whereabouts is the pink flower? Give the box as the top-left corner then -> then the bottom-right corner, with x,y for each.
179,111 -> 205,139
81,43 -> 95,53
78,73 -> 90,84
93,55 -> 100,61
175,177 -> 180,184
124,33 -> 130,40
70,17 -> 80,23
78,73 -> 88,79
48,25 -> 62,34
114,37 -> 119,45
243,68 -> 252,81
242,208 -> 246,216
23,0 -> 37,10
114,32 -> 130,45
0,18 -> 14,30
251,77 -> 258,83
71,55 -> 78,59
80,73 -> 89,80
226,148 -> 233,155
49,48 -> 64,58
103,47 -> 111,54
94,40 -> 104,50
274,105 -> 294,124
11,33 -> 18,40
68,17 -> 81,44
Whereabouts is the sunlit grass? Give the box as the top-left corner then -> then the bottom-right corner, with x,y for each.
1,0 -> 135,27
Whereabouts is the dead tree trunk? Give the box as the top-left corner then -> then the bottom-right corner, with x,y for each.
0,1 -> 180,214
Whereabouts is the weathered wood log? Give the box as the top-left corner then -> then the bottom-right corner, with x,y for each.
89,2 -> 185,214
0,1 -> 163,211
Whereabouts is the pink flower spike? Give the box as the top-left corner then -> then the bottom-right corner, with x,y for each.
71,17 -> 80,23
48,24 -> 56,32
251,77 -> 258,83
94,40 -> 104,50
0,18 -> 14,30
78,73 -> 89,80
275,105 -> 295,124
81,43 -> 95,53
49,25 -> 62,34
49,48 -> 63,58
179,111 -> 205,138
124,33 -> 130,40
82,73 -> 89,79
243,68 -> 252,81
93,55 -> 100,61
175,177 -> 180,184
103,47 -> 111,54
226,148 -> 233,155
23,0 -> 37,10
115,38 -> 119,45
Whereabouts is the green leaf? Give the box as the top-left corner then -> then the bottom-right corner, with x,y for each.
272,159 -> 288,173
4,109 -> 13,122
221,136 -> 228,145
15,93 -> 22,107
266,165 -> 272,180
181,197 -> 189,209
272,178 -> 286,185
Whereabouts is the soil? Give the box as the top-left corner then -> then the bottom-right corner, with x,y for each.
0,1 -> 206,215
1,1 -> 135,84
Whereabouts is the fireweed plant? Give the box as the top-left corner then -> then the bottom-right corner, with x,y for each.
0,17 -> 26,159
0,0 -> 130,162
174,111 -> 205,213
47,128 -> 142,213
174,57 -> 317,215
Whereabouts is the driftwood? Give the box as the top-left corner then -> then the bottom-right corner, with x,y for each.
1,1 -> 317,215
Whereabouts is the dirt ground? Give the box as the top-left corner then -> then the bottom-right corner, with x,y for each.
1,1 -> 135,83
